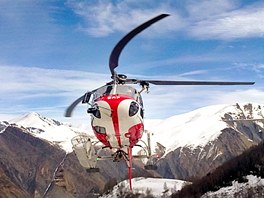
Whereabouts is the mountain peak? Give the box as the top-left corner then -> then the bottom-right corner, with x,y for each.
10,112 -> 63,128
9,112 -> 93,152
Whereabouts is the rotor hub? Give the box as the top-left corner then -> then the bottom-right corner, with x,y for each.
114,74 -> 127,84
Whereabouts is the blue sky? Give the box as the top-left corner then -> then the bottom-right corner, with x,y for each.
1,0 -> 264,125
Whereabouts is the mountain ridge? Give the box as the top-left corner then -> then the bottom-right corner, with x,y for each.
153,103 -> 264,180
9,112 -> 94,152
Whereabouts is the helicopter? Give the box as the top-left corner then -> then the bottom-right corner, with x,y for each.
65,13 -> 254,190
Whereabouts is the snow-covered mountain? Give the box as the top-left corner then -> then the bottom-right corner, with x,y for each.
150,103 -> 264,180
10,112 -> 94,152
101,177 -> 188,197
10,103 -> 264,155
0,121 -> 9,133
201,175 -> 264,198
145,102 -> 264,155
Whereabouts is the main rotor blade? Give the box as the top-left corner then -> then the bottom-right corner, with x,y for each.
65,95 -> 84,117
109,13 -> 170,76
141,80 -> 255,85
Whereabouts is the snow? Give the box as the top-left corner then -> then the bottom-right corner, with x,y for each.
9,112 -> 94,152
143,104 -> 228,154
202,175 -> 264,198
0,121 -> 8,134
144,103 -> 264,155
7,103 -> 264,156
100,177 -> 188,197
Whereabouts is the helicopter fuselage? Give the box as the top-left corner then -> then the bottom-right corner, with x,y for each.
89,84 -> 144,149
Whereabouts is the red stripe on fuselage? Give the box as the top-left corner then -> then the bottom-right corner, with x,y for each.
97,95 -> 132,147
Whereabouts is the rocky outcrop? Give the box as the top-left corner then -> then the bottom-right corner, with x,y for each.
0,168 -> 30,198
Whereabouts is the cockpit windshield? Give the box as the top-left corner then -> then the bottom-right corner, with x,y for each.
92,85 -> 112,100
92,84 -> 143,106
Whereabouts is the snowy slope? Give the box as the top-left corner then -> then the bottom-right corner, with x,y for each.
10,112 -> 94,152
100,177 -> 188,197
0,121 -> 9,134
202,175 -> 264,198
144,103 -> 264,155
8,103 -> 264,156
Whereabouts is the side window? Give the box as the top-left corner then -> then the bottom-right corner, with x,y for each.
129,101 -> 139,117
82,92 -> 92,103
87,104 -> 101,118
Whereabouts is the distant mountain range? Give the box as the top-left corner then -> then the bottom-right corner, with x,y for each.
1,102 -> 264,197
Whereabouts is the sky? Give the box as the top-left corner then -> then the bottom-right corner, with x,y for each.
1,0 -> 264,125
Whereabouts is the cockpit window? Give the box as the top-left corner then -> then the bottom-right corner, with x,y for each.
92,84 -> 144,107
93,85 -> 113,100
116,85 -> 136,98
93,85 -> 135,98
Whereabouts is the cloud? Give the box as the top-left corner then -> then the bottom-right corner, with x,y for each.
178,70 -> 208,77
232,63 -> 264,78
211,89 -> 264,104
185,0 -> 238,21
66,0 -> 183,37
67,0 -> 264,40
0,65 -> 108,119
189,3 -> 264,39
0,65 -> 107,95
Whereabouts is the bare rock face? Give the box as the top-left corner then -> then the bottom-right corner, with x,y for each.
156,103 -> 264,180
0,125 -> 154,197
0,125 -> 70,197
0,168 -> 30,198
